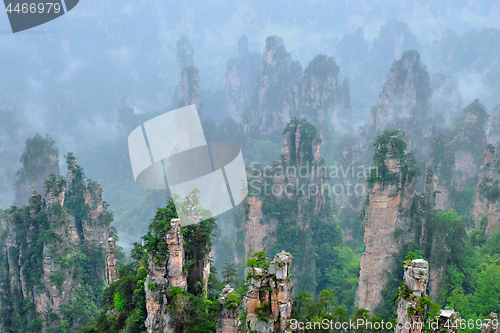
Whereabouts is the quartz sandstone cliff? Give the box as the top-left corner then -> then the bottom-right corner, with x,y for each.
300,54 -> 352,132
244,36 -> 302,135
145,219 -> 188,333
471,142 -> 500,235
225,35 -> 261,122
145,218 -> 211,333
355,133 -> 417,313
240,118 -> 326,291
241,251 -> 293,333
395,259 -> 429,333
451,100 -> 489,191
0,154 -> 113,332
361,50 -> 430,140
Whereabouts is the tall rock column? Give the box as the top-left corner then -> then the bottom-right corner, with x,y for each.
216,285 -> 239,333
451,99 -> 489,191
300,54 -> 340,132
240,118 -> 329,292
355,131 -> 418,313
106,237 -> 117,284
395,259 -> 429,333
225,35 -> 261,122
360,50 -> 430,141
246,36 -> 302,135
471,142 -> 500,235
145,219 -> 187,333
426,134 -> 455,212
241,251 -> 293,333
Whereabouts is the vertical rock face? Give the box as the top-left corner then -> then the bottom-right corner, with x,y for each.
361,50 -> 430,139
106,237 -> 117,284
178,66 -> 203,119
471,142 -> 500,235
335,27 -> 369,69
246,36 -> 302,135
395,259 -> 429,333
300,54 -> 352,132
13,133 -> 60,207
0,153 -> 112,332
176,36 -> 195,82
451,99 -> 489,191
241,118 -> 327,291
241,251 -> 293,333
216,285 -> 239,333
427,134 -> 455,212
355,132 -> 418,313
369,20 -> 420,69
225,35 -> 261,122
145,219 -> 188,333
488,104 -> 500,145
171,36 -> 203,118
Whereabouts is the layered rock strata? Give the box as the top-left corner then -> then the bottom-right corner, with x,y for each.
145,219 -> 187,333
240,118 -> 326,291
471,142 -> 500,235
241,251 -> 293,333
395,259 -> 429,333
361,50 -> 431,140
245,36 -> 302,135
300,54 -> 352,131
106,237 -> 118,284
225,35 -> 261,122
355,133 -> 417,313
451,99 -> 489,191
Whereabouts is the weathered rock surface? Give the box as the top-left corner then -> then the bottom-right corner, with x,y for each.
300,54 -> 352,132
0,154 -> 112,332
245,36 -> 302,135
355,133 -> 417,313
225,35 -> 261,122
361,50 -> 430,139
451,99 -> 489,191
241,251 -> 293,333
170,36 -> 203,118
145,219 -> 187,333
178,66 -> 203,119
435,309 -> 459,333
216,285 -> 239,333
106,237 -> 118,284
426,134 -> 455,212
240,119 -> 325,291
471,142 -> 500,235
395,259 -> 429,333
